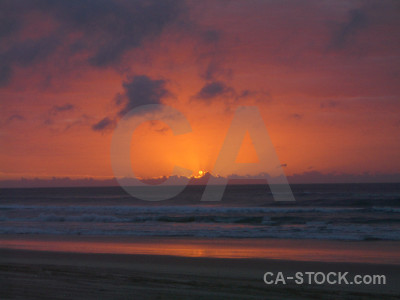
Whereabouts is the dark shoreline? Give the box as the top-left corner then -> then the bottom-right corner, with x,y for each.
1,248 -> 400,299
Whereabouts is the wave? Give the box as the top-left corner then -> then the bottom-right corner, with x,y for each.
0,204 -> 366,215
1,204 -> 399,241
7,212 -> 390,226
2,213 -> 273,225
371,206 -> 400,213
1,224 -> 399,241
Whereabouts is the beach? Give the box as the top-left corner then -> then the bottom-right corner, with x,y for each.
1,184 -> 399,298
1,236 -> 400,299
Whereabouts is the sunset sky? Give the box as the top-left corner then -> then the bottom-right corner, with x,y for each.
0,0 -> 399,185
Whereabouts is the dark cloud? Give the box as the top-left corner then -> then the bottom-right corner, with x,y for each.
51,103 -> 75,115
193,80 -> 268,106
0,15 -> 20,38
194,81 -> 234,100
0,0 -> 187,85
92,74 -> 171,132
201,60 -> 233,81
61,0 -> 185,67
5,37 -> 60,67
0,1 -> 26,38
0,36 -> 61,86
329,8 -> 368,50
117,75 -> 170,117
6,114 -> 25,123
92,117 -> 115,132
0,64 -> 11,87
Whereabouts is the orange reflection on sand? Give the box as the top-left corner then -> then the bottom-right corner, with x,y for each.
1,237 -> 400,264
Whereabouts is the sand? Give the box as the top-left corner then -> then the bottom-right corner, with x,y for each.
1,246 -> 400,299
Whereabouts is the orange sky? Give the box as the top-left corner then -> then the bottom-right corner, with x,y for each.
0,0 -> 399,183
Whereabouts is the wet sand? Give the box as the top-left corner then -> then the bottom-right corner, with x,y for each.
1,237 -> 400,299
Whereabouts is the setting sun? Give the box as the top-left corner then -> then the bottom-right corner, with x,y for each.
194,170 -> 205,178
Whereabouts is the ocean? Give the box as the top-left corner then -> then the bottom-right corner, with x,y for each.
1,183 -> 400,241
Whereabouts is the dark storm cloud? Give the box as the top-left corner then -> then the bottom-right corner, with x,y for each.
6,37 -> 60,66
329,8 -> 368,50
0,64 -> 11,87
92,75 -> 170,132
0,14 -> 20,38
117,75 -> 170,117
194,81 -> 234,100
40,0 -> 185,67
0,36 -> 60,86
0,0 -> 186,85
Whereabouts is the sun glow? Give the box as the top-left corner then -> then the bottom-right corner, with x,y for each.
193,170 -> 205,178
